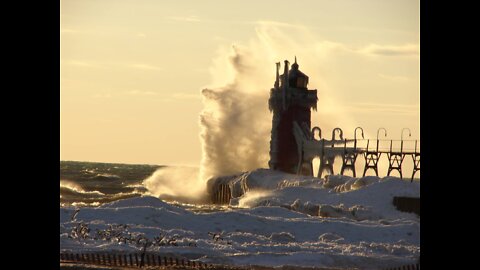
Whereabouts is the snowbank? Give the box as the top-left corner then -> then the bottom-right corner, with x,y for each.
218,169 -> 419,221
61,170 -> 419,269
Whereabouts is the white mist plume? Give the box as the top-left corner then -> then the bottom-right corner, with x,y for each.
199,48 -> 272,182
143,167 -> 208,204
144,22 -> 360,202
236,190 -> 274,208
199,22 -> 357,182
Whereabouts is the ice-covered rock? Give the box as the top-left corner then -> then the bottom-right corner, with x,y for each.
318,233 -> 344,243
269,232 -> 295,242
290,199 -> 319,216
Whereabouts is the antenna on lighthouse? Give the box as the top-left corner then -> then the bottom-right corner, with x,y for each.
282,60 -> 289,110
274,62 -> 280,89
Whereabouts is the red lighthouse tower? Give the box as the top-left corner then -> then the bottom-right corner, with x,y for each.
268,58 -> 318,175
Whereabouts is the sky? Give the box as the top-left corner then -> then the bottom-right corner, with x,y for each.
60,0 -> 419,166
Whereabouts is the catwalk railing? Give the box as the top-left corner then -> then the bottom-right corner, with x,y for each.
294,125 -> 420,180
211,126 -> 419,205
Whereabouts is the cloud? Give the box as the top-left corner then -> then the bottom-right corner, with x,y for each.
92,90 -> 161,99
254,20 -> 305,29
344,102 -> 419,115
314,41 -> 354,57
167,15 -> 201,22
360,43 -> 419,57
129,64 -> 162,71
171,93 -> 201,100
64,60 -> 163,71
125,90 -> 158,96
314,42 -> 419,58
158,98 -> 174,103
92,93 -> 112,99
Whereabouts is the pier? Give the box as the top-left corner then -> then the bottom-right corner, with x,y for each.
294,125 -> 420,180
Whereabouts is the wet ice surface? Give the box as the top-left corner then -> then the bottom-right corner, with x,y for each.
60,170 -> 419,270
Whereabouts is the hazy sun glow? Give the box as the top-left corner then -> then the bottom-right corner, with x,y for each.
60,0 -> 419,166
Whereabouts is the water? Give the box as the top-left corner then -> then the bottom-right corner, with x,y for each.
60,161 -> 161,207
60,161 -> 229,212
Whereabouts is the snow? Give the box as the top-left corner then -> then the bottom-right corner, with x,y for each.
60,169 -> 419,270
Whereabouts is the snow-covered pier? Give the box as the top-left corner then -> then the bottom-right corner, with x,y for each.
293,125 -> 420,180
266,59 -> 419,180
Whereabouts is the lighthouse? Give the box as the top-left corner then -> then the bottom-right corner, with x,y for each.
268,58 -> 318,175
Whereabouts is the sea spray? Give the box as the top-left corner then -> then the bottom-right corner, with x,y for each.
144,22 -> 357,202
60,180 -> 89,194
199,48 -> 272,182
199,22 -> 357,182
235,190 -> 275,208
142,166 -> 209,204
